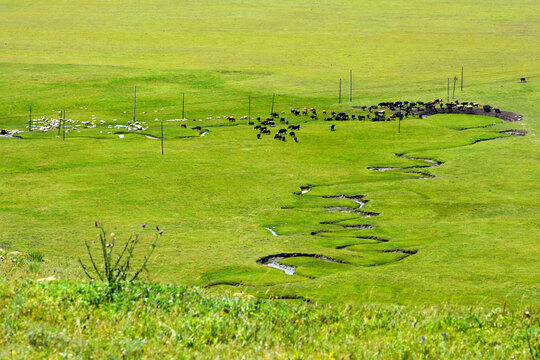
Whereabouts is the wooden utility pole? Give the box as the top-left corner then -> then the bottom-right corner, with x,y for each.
452,76 -> 457,99
461,66 -> 464,91
182,93 -> 185,119
28,105 -> 32,132
133,86 -> 137,122
57,111 -> 62,137
248,95 -> 251,122
339,79 -> 342,104
349,70 -> 352,102
447,78 -> 450,102
161,121 -> 164,155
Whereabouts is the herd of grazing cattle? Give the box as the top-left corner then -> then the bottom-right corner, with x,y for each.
239,99 -> 501,142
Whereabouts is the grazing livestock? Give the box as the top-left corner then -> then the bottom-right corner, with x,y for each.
257,133 -> 261,139
278,128 -> 287,134
228,116 -> 236,122
330,124 -> 336,131
289,131 -> 295,137
180,124 -> 187,128
294,137 -> 298,143
521,77 -> 526,83
192,126 -> 202,130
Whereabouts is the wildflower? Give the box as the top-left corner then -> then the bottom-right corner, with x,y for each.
141,223 -> 146,228
441,332 -> 447,341
420,336 -> 426,344
110,233 -> 115,237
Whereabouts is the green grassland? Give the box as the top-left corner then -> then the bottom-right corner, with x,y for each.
0,6 -> 539,360
1,0 -> 539,357
1,0 -> 539,307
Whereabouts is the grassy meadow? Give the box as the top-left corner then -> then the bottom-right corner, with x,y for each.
0,0 -> 539,357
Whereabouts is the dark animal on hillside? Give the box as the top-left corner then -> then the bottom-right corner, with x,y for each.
521,77 -> 526,83
271,112 -> 279,118
302,108 -> 308,115
227,116 -> 236,122
288,124 -> 300,130
181,124 -> 187,128
274,133 -> 281,140
192,126 -> 202,130
310,114 -> 317,120
494,108 -> 501,113
483,105 -> 492,112
289,131 -> 295,137
257,133 -> 261,139
248,121 -> 254,125
294,137 -> 298,143
330,124 -> 335,131
290,109 -> 300,116
357,115 -> 365,120
280,117 -> 286,122
281,136 -> 286,142
278,128 -> 287,134
254,125 -> 261,130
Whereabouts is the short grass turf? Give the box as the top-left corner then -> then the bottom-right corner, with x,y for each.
0,0 -> 539,307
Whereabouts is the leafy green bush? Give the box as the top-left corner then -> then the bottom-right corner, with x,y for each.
78,221 -> 162,297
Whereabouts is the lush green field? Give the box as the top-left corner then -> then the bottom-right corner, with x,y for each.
1,259 -> 538,359
1,0 -> 539,309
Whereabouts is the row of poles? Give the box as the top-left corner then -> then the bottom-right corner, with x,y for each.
26,66 -> 467,128
25,66 -> 467,151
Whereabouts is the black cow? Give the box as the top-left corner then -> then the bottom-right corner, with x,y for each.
330,124 -> 336,131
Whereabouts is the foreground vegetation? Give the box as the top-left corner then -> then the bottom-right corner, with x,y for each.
1,258 -> 538,359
